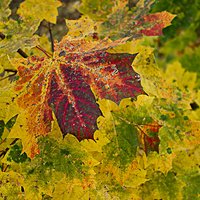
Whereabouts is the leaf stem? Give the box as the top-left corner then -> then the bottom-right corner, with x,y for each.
36,45 -> 52,58
0,32 -> 28,58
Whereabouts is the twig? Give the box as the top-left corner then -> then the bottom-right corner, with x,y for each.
2,163 -> 9,172
17,49 -> 28,58
0,69 -> 17,82
48,22 -> 54,52
0,32 -> 28,58
0,148 -> 9,158
10,138 -> 19,145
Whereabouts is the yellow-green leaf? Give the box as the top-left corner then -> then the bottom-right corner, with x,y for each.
17,0 -> 62,24
66,16 -> 99,39
0,0 -> 11,22
0,19 -> 39,57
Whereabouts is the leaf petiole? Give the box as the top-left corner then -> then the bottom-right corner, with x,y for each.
36,45 -> 53,58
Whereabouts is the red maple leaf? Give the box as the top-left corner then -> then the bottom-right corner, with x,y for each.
13,37 -> 144,157
136,11 -> 176,36
139,122 -> 162,154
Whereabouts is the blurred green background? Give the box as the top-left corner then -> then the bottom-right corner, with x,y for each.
151,0 -> 200,87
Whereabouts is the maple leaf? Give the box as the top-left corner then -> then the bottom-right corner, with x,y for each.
10,36 -> 144,157
136,11 -> 176,36
17,0 -> 62,24
139,122 -> 161,154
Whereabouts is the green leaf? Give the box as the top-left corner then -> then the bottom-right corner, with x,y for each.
181,46 -> 200,88
102,120 -> 139,169
140,171 -> 184,200
5,114 -> 18,131
183,174 -> 200,200
7,144 -> 29,163
23,135 -> 92,182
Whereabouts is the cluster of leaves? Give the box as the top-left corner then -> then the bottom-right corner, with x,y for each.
0,0 -> 199,199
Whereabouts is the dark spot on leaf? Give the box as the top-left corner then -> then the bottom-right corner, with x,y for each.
183,116 -> 189,120
21,186 -> 24,192
160,114 -> 168,121
93,32 -> 99,40
59,50 -> 66,57
60,149 -> 70,155
130,98 -> 134,102
146,57 -> 150,63
6,35 -> 12,39
167,147 -> 172,154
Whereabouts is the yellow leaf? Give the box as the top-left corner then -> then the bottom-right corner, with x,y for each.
165,61 -> 197,91
97,99 -> 118,119
133,95 -> 154,109
80,130 -> 110,153
17,0 -> 62,24
8,111 -> 40,158
66,16 -> 99,39
0,87 -> 19,122
146,152 -> 175,174
52,176 -> 92,200
48,113 -> 63,141
0,171 -> 24,199
0,55 -> 17,72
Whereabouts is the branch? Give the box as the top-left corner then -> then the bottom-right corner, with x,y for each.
0,32 -> 28,58
48,22 -> 54,52
17,49 -> 28,58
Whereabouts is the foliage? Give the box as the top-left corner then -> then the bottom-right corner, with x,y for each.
0,0 -> 199,199
151,0 -> 200,87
